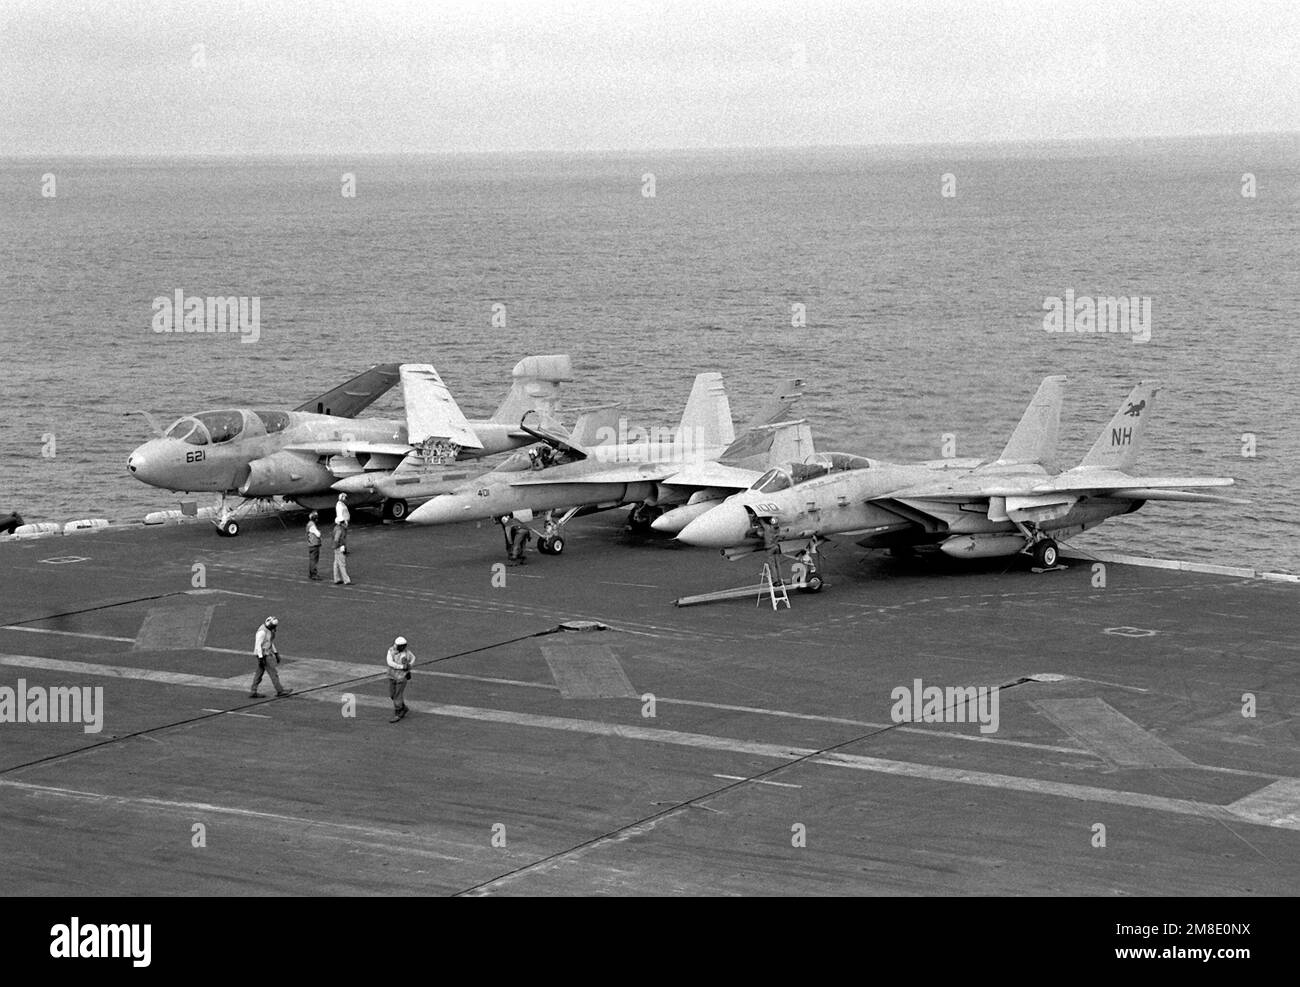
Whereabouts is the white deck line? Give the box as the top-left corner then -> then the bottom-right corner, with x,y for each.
1063,550 -> 1299,583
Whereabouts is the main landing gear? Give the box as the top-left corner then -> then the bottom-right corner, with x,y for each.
1012,521 -> 1060,569
382,498 -> 409,522
1032,539 -> 1060,569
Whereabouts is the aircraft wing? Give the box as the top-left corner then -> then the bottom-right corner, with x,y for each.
400,364 -> 483,451
505,461 -> 673,486
881,473 -> 1244,518
659,462 -> 762,491
285,441 -> 413,458
294,364 -> 401,418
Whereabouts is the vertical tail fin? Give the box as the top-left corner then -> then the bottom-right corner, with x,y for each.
742,378 -> 805,428
718,378 -> 810,462
997,375 -> 1066,465
1077,381 -> 1159,472
762,420 -> 815,465
569,406 -> 623,448
675,372 -> 736,453
490,355 -> 573,424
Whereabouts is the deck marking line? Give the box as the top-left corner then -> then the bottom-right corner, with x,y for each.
1225,779 -> 1300,828
134,606 -> 215,651
1032,698 -> 1193,768
542,642 -> 636,699
4,653 -> 1296,831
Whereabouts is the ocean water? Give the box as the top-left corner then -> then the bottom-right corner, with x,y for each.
1,137 -> 1297,571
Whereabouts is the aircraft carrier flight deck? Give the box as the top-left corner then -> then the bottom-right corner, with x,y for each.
2,513 -> 1297,896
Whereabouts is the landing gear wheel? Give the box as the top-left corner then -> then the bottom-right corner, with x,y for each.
384,499 -> 409,521
1033,539 -> 1059,568
548,536 -> 564,555
800,573 -> 824,593
537,538 -> 552,555
219,520 -> 240,537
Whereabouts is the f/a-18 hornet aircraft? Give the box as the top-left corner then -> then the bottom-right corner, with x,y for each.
127,356 -> 572,534
406,373 -> 810,554
676,378 -> 1243,578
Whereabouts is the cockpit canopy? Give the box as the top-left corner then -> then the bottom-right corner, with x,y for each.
749,452 -> 873,492
162,409 -> 288,446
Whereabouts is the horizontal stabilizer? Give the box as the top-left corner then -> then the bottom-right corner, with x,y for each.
1110,488 -> 1249,504
400,364 -> 483,450
886,471 -> 1237,502
294,364 -> 401,419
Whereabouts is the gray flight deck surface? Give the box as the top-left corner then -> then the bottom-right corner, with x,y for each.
2,513 -> 1297,896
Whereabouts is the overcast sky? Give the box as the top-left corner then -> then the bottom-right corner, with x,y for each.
2,0 -> 1296,155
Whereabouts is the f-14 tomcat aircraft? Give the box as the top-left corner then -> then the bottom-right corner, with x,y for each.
676,379 -> 1244,575
127,356 -> 572,534
406,374 -> 810,554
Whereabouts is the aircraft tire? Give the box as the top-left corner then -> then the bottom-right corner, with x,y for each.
385,499 -> 409,521
220,521 -> 240,537
549,536 -> 564,555
801,574 -> 824,593
1033,539 -> 1058,568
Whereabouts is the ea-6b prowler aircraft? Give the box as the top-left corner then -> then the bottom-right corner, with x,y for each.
406,374 -> 811,554
127,356 -> 572,534
676,379 -> 1244,576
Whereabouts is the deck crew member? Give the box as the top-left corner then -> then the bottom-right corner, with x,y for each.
306,511 -> 322,580
250,616 -> 294,698
386,636 -> 414,722
335,492 -> 351,526
499,514 -> 530,565
332,518 -> 352,585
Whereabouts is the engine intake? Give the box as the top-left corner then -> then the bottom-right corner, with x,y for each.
239,451 -> 334,497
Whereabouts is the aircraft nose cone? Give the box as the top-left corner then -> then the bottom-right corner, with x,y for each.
127,447 -> 151,481
676,502 -> 752,548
